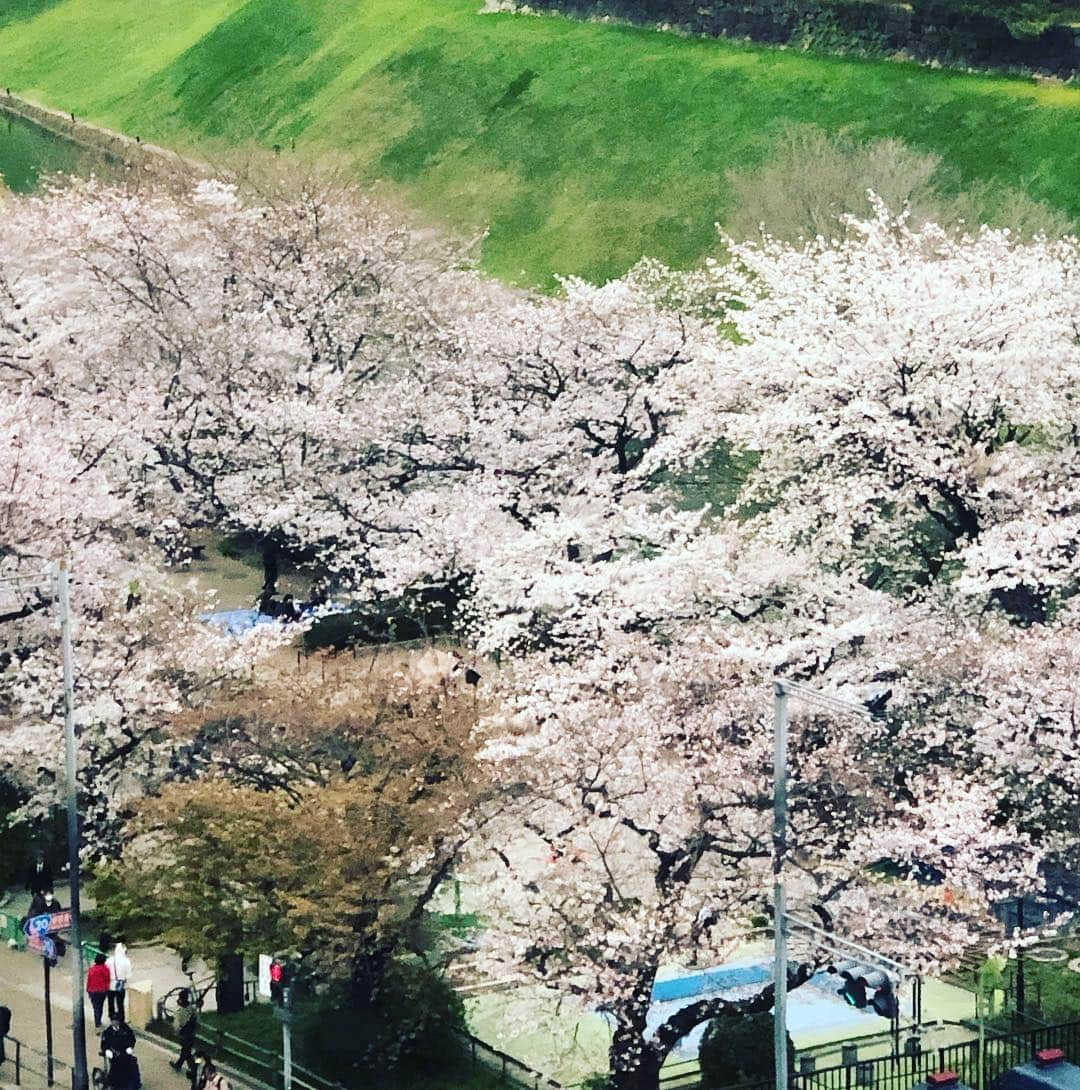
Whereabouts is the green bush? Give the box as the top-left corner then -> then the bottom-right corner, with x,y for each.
199,961 -> 471,1088
295,961 -> 469,1086
699,1011 -> 794,1089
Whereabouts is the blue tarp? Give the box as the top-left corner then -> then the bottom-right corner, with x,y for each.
201,601 -> 350,636
200,609 -> 278,635
616,960 -> 883,1062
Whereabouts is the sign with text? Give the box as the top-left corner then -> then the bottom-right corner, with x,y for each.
27,931 -> 57,959
23,911 -> 71,957
23,911 -> 71,937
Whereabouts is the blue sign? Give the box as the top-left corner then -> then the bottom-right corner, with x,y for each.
23,913 -> 68,959
27,932 -> 57,959
23,913 -> 52,938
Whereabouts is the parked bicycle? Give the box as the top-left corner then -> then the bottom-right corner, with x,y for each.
156,967 -> 216,1023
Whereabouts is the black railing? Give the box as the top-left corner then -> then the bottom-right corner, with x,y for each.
203,1026 -> 278,1086
456,1029 -> 562,1089
2,1034 -> 23,1085
700,1018 -> 1080,1090
1,1033 -> 70,1087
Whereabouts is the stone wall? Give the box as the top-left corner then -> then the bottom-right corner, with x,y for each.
525,0 -> 1080,76
0,92 -> 203,181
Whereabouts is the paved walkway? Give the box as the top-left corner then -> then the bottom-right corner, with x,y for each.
0,888 -> 217,1090
0,939 -> 194,1090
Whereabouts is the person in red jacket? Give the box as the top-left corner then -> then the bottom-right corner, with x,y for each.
86,953 -> 111,1029
269,958 -> 284,1005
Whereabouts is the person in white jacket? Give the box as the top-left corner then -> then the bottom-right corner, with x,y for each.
106,943 -> 132,1021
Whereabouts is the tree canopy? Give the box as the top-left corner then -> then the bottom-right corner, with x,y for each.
0,174 -> 1076,1089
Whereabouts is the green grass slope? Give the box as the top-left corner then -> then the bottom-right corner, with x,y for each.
1,0 -> 1079,286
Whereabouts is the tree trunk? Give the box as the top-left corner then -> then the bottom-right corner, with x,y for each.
261,538 -> 280,599
348,947 -> 390,1011
610,1023 -> 662,1090
215,953 -> 245,1014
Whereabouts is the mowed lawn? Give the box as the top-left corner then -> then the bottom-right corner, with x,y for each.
1,0 -> 1079,286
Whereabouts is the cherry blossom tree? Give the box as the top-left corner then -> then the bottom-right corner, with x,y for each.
0,188 -> 295,853
451,210 -> 1079,1088
2,174 -> 1076,1089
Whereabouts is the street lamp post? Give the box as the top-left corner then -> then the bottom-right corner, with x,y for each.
0,567 -> 89,1090
772,679 -> 873,1090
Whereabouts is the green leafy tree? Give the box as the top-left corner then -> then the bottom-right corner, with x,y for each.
698,1012 -> 794,1089
92,657 -> 488,1011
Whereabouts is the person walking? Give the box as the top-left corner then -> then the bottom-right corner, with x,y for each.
100,1010 -> 136,1065
0,1004 -> 11,1065
87,953 -> 112,1029
170,991 -> 198,1076
106,943 -> 132,1021
25,856 -> 53,897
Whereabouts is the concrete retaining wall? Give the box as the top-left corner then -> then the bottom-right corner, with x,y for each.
0,92 -> 203,182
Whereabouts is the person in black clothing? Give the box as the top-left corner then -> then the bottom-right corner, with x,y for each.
25,857 -> 53,896
100,1012 -> 135,1063
27,889 -> 62,920
170,991 -> 198,1077
303,581 -> 328,612
107,1050 -> 141,1090
0,1004 -> 11,1064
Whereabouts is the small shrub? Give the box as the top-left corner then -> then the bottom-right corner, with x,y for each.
699,1011 -> 794,1089
724,123 -> 1076,244
724,123 -> 941,243
296,961 -> 468,1086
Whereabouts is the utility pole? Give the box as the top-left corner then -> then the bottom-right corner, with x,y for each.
0,568 -> 88,1090
772,679 -> 875,1090
281,984 -> 293,1090
772,682 -> 790,1090
55,567 -> 89,1090
44,957 -> 54,1087
1015,897 -> 1026,1024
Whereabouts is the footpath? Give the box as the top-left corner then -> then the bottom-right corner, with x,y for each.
0,887 -> 214,1090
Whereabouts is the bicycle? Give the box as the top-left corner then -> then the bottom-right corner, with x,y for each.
156,966 -> 216,1024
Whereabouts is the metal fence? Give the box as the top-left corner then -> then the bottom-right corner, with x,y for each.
1,1033 -> 71,1087
699,1019 -> 1080,1090
190,1022 -> 288,1090
174,1017 -> 552,1090
456,1029 -> 562,1089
